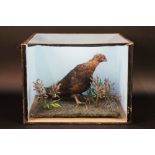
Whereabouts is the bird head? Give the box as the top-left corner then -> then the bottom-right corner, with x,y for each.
93,53 -> 107,62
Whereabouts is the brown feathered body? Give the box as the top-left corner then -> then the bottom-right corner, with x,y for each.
49,53 -> 106,96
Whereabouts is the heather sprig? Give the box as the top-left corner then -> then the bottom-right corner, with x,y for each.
86,77 -> 115,107
33,79 -> 62,109
33,79 -> 48,99
48,83 -> 61,98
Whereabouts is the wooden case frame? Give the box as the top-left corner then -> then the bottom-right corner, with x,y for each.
21,33 -> 133,124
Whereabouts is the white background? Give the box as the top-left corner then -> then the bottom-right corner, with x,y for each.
0,0 -> 155,155
0,0 -> 155,25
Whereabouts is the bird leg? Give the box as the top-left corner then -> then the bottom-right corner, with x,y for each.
73,95 -> 87,109
74,95 -> 81,108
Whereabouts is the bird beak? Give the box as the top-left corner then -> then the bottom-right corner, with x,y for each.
104,57 -> 107,62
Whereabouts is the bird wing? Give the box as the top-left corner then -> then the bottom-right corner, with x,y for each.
60,63 -> 89,83
58,63 -> 91,95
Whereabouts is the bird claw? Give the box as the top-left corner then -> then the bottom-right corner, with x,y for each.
73,95 -> 88,109
77,101 -> 82,105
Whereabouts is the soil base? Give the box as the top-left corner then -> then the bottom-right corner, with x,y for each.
30,97 -> 123,118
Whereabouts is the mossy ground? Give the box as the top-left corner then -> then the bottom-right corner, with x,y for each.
30,97 -> 122,118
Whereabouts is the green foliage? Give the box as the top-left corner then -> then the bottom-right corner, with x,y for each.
41,97 -> 62,110
86,88 -> 95,104
49,99 -> 62,108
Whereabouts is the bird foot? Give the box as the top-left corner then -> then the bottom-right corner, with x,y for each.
73,95 -> 88,109
75,101 -> 82,108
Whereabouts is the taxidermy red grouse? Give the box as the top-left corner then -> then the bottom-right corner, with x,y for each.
47,53 -> 107,105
